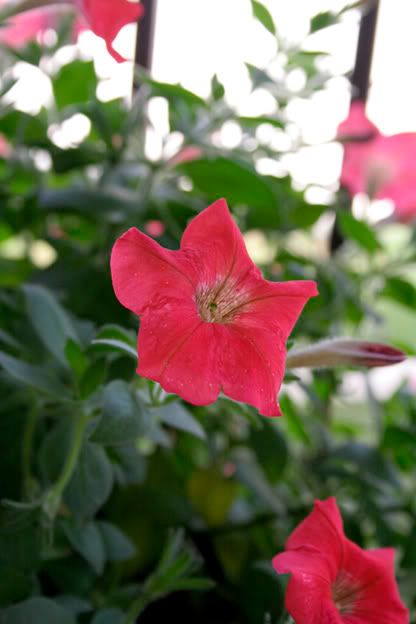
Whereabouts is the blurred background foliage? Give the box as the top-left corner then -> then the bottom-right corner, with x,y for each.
0,2 -> 416,623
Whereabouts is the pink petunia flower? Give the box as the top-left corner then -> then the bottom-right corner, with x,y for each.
0,6 -> 55,46
286,338 -> 406,369
338,101 -> 416,222
167,145 -> 203,167
0,134 -> 11,157
111,199 -> 318,416
273,497 -> 409,624
0,0 -> 143,61
144,220 -> 165,238
73,0 -> 144,62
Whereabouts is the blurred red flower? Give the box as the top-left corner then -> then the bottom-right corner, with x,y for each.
0,0 -> 143,61
273,497 -> 408,623
167,145 -> 203,167
74,0 -> 144,62
0,5 -> 56,46
0,134 -> 10,157
338,101 -> 416,222
144,220 -> 165,238
111,199 -> 317,416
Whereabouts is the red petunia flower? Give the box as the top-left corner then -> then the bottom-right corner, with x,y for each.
273,497 -> 408,624
338,101 -> 416,223
111,199 -> 317,416
0,0 -> 143,61
0,7 -> 52,47
74,0 -> 144,62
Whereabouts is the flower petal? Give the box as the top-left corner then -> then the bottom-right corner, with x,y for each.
181,198 -> 260,287
79,0 -> 144,62
111,227 -> 194,315
273,549 -> 340,624
220,322 -> 284,417
286,498 -> 345,579
340,542 -> 409,624
137,301 -> 221,405
219,279 -> 318,417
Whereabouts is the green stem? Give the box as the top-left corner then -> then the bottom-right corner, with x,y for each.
43,409 -> 88,521
123,592 -> 150,624
22,399 -> 39,498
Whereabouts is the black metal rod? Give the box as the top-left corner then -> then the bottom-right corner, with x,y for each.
350,0 -> 380,101
134,0 -> 157,71
330,0 -> 380,253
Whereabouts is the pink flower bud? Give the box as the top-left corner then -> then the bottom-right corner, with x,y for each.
167,145 -> 203,167
286,338 -> 406,369
144,220 -> 165,238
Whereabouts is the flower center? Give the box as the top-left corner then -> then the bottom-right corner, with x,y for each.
196,281 -> 248,324
332,570 -> 360,616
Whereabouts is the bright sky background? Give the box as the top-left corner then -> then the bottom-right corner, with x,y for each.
5,0 -> 416,189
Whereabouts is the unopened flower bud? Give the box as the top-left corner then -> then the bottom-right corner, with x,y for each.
286,338 -> 406,370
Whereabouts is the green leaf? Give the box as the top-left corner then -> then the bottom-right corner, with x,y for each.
238,114 -> 284,130
381,277 -> 416,310
0,563 -> 32,608
61,519 -> 105,575
92,380 -> 146,445
79,359 -> 107,400
0,597 -> 76,624
310,11 -> 337,32
240,562 -> 283,624
90,610 -> 124,624
157,403 -> 206,440
250,420 -> 288,482
52,60 -> 97,110
23,285 -> 79,367
338,212 -> 381,253
135,71 -> 206,108
235,460 -> 284,515
279,394 -> 310,444
93,324 -> 136,348
0,351 -> 70,399
65,442 -> 114,520
252,0 -> 276,34
53,595 -> 91,616
50,145 -> 106,174
65,339 -> 88,378
180,157 -> 277,210
39,186 -> 141,218
91,339 -> 137,360
211,74 -> 225,101
97,521 -> 136,561
0,109 -> 48,147
290,202 -> 327,228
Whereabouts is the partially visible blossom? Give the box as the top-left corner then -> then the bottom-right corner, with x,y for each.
0,0 -> 143,61
0,5 -> 54,46
273,498 -> 408,624
73,0 -> 144,62
0,134 -> 11,158
144,220 -> 165,238
167,145 -> 203,167
337,101 -> 379,142
286,338 -> 406,369
338,101 -> 416,222
111,199 -> 318,417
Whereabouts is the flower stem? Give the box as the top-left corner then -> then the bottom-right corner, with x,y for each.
123,592 -> 150,624
43,409 -> 88,521
22,399 -> 39,498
